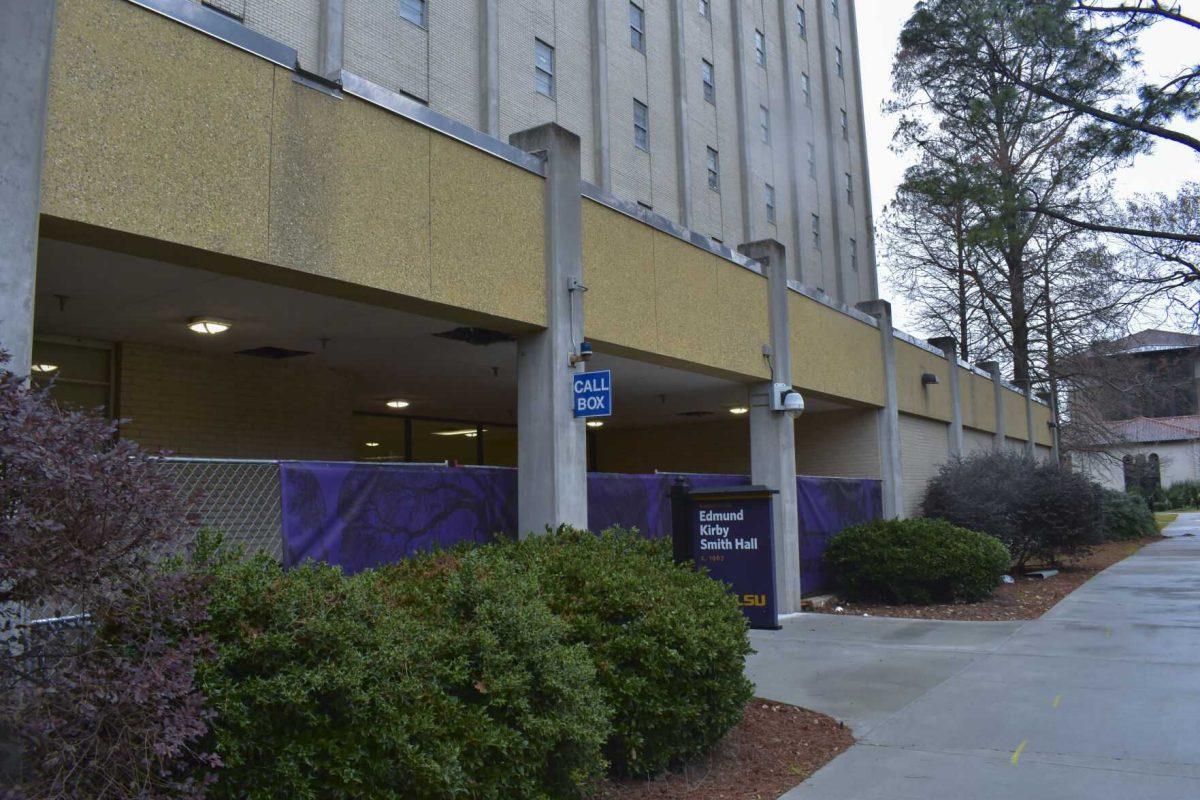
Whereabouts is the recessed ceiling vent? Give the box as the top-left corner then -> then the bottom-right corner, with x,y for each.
677,410 -> 715,418
235,346 -> 314,360
433,327 -> 515,346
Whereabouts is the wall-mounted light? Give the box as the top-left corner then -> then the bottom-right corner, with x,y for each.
386,399 -> 411,409
729,406 -> 749,415
586,420 -> 604,428
364,441 -> 381,447
187,317 -> 231,335
30,364 -> 59,373
921,372 -> 939,386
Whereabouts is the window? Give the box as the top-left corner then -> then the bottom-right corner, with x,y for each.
398,0 -> 426,27
706,147 -> 720,191
765,183 -> 776,225
835,46 -> 844,78
759,105 -> 770,143
633,99 -> 649,151
811,213 -> 821,249
850,237 -> 858,271
840,108 -> 848,139
831,0 -> 839,18
702,59 -> 715,104
699,0 -> 710,18
807,142 -> 816,178
755,29 -> 766,66
535,39 -> 555,97
630,2 -> 645,53
845,171 -> 853,205
801,71 -> 811,106
797,4 -> 807,39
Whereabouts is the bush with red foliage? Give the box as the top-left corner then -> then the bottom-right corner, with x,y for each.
0,358 -> 217,799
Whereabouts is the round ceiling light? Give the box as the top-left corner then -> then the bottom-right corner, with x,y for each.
729,406 -> 749,415
586,420 -> 604,428
30,364 -> 59,373
364,441 -> 380,447
187,317 -> 231,335
386,399 -> 411,409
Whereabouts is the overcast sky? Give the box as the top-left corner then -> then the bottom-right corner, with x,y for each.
856,0 -> 1200,334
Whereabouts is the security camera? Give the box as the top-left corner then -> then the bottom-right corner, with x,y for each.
770,383 -> 805,417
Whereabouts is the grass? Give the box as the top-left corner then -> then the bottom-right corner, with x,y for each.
1155,512 -> 1180,531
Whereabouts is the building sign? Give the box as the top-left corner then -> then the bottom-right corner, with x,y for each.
572,369 -> 612,418
688,486 -> 779,629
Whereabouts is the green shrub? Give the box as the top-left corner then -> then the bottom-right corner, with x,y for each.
922,451 -> 1104,570
486,527 -> 754,778
195,541 -> 608,800
825,518 -> 1012,604
1163,480 -> 1200,510
1100,490 -> 1158,541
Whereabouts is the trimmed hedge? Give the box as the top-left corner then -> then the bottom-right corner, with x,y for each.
825,518 -> 1012,604
1163,480 -> 1200,511
485,527 -> 754,778
195,542 -> 608,800
1100,489 -> 1158,541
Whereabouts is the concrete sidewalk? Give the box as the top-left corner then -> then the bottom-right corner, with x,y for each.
749,515 -> 1200,800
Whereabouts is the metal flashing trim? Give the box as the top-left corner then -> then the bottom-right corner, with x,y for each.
125,0 -> 297,69
291,71 -> 343,98
787,280 -> 879,327
579,181 -> 761,273
893,328 -> 945,357
340,72 -> 546,176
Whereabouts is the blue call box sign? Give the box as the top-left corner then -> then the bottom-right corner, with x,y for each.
573,370 -> 612,418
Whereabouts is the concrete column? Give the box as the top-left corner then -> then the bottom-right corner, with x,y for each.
589,0 -> 611,190
1039,390 -> 1061,464
728,0 -> 756,241
813,0 -> 847,301
857,300 -> 904,519
481,0 -> 500,135
739,239 -> 801,613
775,0 -> 809,285
1022,379 -> 1036,458
316,0 -> 344,82
668,0 -> 693,228
929,336 -> 963,459
0,0 -> 56,379
510,124 -> 588,536
978,360 -> 1006,449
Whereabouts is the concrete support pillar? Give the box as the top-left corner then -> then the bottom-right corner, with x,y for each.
0,0 -> 56,379
481,0 -> 500,136
775,0 -> 808,285
978,360 -> 1006,449
857,300 -> 904,519
929,337 -> 963,459
316,0 -> 344,82
1022,379 -> 1036,458
728,0 -> 756,241
739,239 -> 800,613
588,0 -> 611,190
1039,390 -> 1061,464
510,124 -> 588,536
668,0 -> 692,228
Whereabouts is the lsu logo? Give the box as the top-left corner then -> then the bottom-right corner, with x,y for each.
738,593 -> 768,608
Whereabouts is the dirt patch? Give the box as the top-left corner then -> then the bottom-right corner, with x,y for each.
809,538 -> 1158,622
596,700 -> 853,800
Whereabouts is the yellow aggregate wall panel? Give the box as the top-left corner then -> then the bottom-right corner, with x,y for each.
429,137 -> 545,325
652,236 -> 771,380
42,0 -> 272,262
789,295 -> 884,407
961,370 -> 997,434
895,340 -> 952,421
1034,402 -> 1053,446
269,70 -> 431,298
582,201 -> 658,353
1004,391 -> 1029,442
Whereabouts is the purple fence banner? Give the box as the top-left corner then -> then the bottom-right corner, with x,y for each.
280,462 -> 516,573
796,475 -> 883,594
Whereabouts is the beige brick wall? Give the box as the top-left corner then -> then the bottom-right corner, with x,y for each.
900,412 -> 951,517
118,343 -> 355,459
794,408 -> 880,478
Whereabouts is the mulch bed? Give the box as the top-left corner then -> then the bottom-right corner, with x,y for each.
809,537 -> 1160,622
596,700 -> 854,800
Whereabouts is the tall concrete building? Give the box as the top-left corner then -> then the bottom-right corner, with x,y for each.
197,0 -> 876,305
0,0 -> 1050,611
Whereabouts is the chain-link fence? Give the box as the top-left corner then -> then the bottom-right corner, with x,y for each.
154,457 -> 284,559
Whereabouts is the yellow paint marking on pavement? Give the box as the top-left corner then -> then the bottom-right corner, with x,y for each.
1011,739 -> 1028,766
1053,694 -> 1061,709
1106,628 -> 1113,638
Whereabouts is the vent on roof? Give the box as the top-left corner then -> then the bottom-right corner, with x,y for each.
236,346 -> 314,360
433,327 -> 515,346
677,410 -> 715,418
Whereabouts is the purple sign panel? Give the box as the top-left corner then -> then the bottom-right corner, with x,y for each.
690,487 -> 779,629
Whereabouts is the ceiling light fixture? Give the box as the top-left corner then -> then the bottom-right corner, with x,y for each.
364,441 -> 381,447
30,364 -> 59,373
432,428 -> 486,437
729,406 -> 749,415
187,317 -> 231,335
586,420 -> 604,428
385,399 -> 411,409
